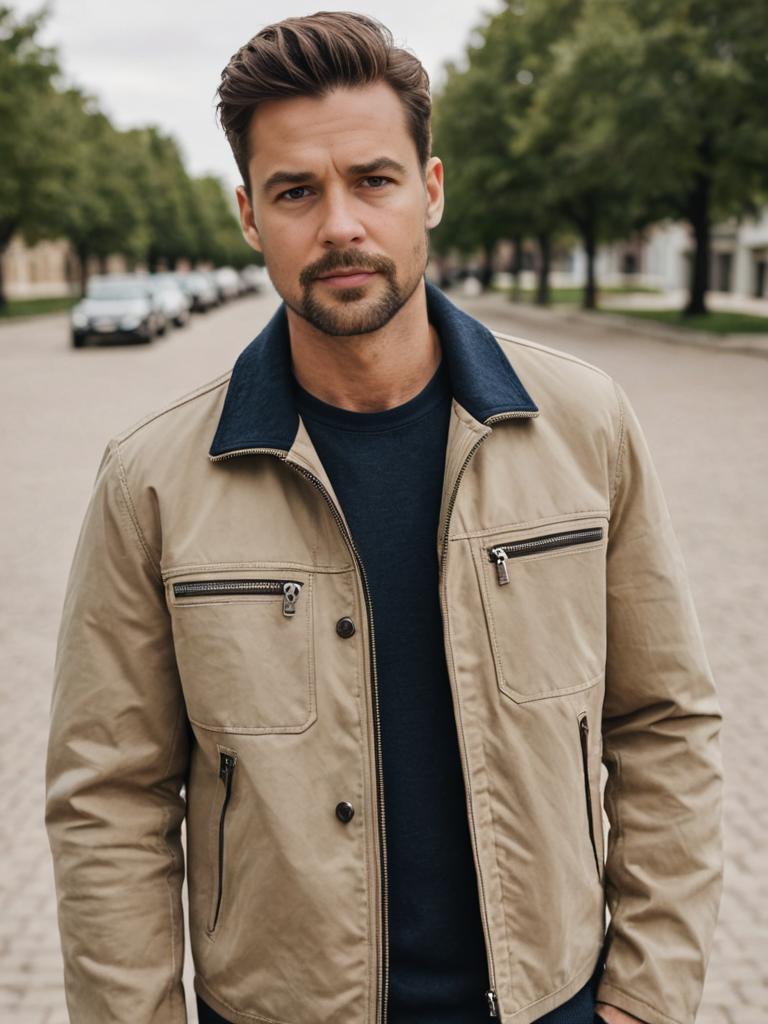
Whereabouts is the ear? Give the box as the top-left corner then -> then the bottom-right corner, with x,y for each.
424,156 -> 445,230
235,186 -> 263,253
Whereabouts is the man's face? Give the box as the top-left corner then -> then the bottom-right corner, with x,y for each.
235,80 -> 444,337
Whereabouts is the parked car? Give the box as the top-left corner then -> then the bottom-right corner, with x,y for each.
175,271 -> 219,312
147,273 -> 191,328
200,270 -> 225,305
213,265 -> 243,300
70,276 -> 162,348
238,264 -> 266,294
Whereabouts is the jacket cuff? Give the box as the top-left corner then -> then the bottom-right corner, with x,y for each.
597,980 -> 687,1024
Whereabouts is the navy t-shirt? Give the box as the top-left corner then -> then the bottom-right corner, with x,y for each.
197,353 -> 603,1023
294,355 -> 492,1022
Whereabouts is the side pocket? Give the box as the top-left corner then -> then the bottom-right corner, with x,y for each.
578,712 -> 601,881
208,748 -> 238,934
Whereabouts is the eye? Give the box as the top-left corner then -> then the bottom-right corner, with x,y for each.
278,186 -> 312,202
361,176 -> 393,189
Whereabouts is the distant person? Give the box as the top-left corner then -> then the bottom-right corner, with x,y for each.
45,12 -> 723,1024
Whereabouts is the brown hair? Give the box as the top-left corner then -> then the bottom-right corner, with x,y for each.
215,11 -> 432,195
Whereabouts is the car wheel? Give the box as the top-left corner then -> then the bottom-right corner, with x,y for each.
71,331 -> 86,348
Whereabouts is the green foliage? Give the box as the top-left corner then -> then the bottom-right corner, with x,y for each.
0,4 -> 249,302
0,294 -> 78,318
432,0 -> 768,310
0,4 -> 63,247
601,307 -> 768,334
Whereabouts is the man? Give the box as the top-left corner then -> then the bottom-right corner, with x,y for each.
45,12 -> 723,1024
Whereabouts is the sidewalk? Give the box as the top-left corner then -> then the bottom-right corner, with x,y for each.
468,288 -> 768,359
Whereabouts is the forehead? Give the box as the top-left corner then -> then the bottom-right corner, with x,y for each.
246,81 -> 416,178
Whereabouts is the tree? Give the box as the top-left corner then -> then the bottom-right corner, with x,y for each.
44,88 -> 149,293
0,4 -> 65,307
510,0 -> 656,309
626,0 -> 768,314
432,0 -> 583,303
188,175 -> 251,268
122,126 -> 199,272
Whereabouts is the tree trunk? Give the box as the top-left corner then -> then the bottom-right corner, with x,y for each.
535,233 -> 551,306
479,243 -> 494,291
684,170 -> 711,317
511,234 -> 523,302
582,216 -> 598,310
0,243 -> 7,312
76,246 -> 90,297
0,221 -> 18,311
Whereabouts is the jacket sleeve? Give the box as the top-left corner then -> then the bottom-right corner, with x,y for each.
45,439 -> 189,1023
596,380 -> 724,1024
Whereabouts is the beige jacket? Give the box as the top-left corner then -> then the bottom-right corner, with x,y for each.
45,282 -> 723,1024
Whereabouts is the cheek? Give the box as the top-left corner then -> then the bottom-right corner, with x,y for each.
259,221 -> 311,276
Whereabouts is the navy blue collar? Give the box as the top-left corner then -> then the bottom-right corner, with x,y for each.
209,280 -> 538,457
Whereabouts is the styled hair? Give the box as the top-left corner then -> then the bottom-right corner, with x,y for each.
216,11 -> 432,195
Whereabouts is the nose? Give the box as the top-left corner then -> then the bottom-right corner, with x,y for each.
316,185 -> 366,248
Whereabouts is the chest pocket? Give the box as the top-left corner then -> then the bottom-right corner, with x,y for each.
473,516 -> 608,703
167,568 -> 316,734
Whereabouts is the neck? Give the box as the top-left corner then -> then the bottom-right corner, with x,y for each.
286,279 -> 442,412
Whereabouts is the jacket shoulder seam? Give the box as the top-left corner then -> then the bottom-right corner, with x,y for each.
609,379 -> 627,511
492,330 -> 614,382
114,370 -> 232,445
111,438 -> 162,582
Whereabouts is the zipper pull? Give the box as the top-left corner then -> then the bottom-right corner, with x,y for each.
485,988 -> 499,1017
282,581 -> 302,617
219,752 -> 236,783
491,548 -> 510,586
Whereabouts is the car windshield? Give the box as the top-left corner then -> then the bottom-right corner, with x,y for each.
87,279 -> 147,301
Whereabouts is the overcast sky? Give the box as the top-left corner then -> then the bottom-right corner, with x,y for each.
16,0 -> 501,192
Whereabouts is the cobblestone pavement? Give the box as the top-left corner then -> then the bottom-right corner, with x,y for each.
1,288 -> 765,1022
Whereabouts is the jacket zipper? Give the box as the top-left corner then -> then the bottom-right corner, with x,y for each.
440,408 -> 537,1018
489,526 -> 604,586
209,750 -> 237,933
173,578 -> 303,617
577,714 -> 601,879
209,446 -> 390,1024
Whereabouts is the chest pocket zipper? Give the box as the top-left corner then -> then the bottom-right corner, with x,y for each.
209,751 -> 238,934
173,578 -> 303,617
489,526 -> 604,585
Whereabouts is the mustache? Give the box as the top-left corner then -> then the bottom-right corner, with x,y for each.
299,250 -> 396,288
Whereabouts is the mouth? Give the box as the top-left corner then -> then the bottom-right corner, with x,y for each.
315,269 -> 378,288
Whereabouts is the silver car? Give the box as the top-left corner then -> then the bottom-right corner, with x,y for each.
147,274 -> 191,329
175,271 -> 219,312
70,276 -> 162,348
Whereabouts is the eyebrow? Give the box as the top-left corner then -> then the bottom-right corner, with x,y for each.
261,157 -> 408,195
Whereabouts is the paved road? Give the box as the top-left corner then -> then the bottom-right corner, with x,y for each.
1,288 -> 765,1023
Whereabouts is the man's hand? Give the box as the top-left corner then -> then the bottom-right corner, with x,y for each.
595,1001 -> 646,1024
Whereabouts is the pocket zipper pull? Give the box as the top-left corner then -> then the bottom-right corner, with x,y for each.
282,581 -> 302,617
219,751 -> 237,783
485,988 -> 499,1017
491,547 -> 510,586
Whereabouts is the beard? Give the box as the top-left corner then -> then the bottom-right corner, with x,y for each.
281,244 -> 426,337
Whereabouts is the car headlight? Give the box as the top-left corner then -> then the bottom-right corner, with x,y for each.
120,316 -> 142,329
71,312 -> 88,328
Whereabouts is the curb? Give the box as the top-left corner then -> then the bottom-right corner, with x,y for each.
551,307 -> 768,360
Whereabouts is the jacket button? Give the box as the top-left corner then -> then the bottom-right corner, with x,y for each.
335,801 -> 355,823
336,616 -> 356,639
